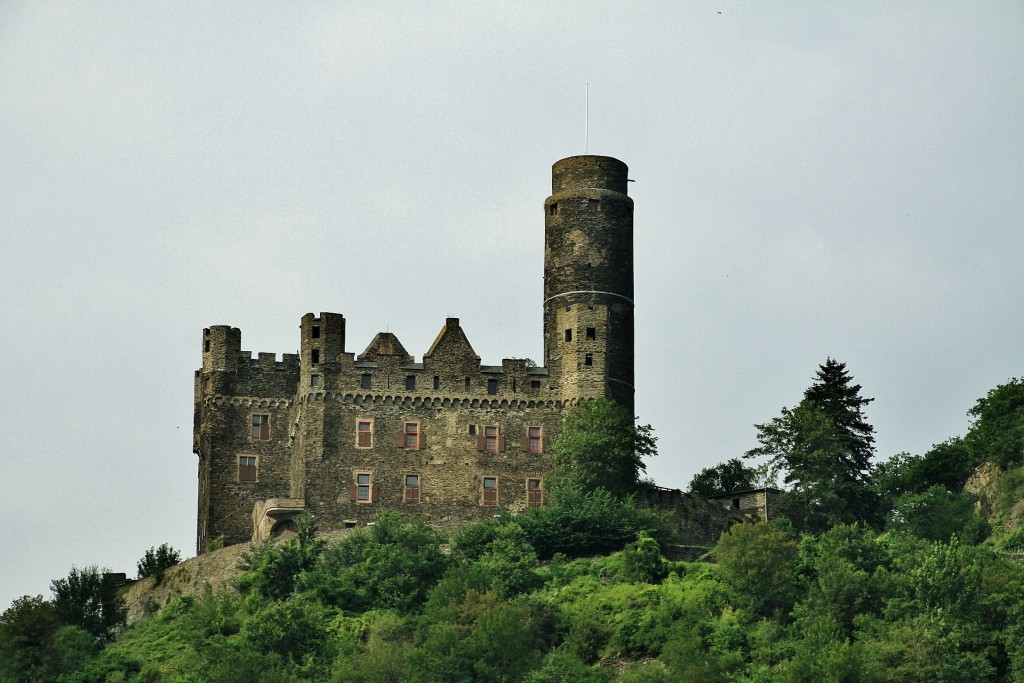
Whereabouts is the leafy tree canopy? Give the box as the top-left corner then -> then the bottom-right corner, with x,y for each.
549,398 -> 657,498
50,565 -> 126,642
747,358 -> 878,532
688,457 -> 759,496
965,377 -> 1024,468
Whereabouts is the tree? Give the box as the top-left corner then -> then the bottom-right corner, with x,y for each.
746,358 -> 878,532
688,458 -> 758,496
0,595 -> 61,683
549,398 -> 657,498
50,565 -> 126,642
714,522 -> 801,618
965,378 -> 1024,468
136,543 -> 182,584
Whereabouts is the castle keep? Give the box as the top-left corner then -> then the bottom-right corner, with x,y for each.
193,156 -> 637,552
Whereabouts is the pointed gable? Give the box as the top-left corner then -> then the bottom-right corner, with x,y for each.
424,318 -> 480,363
358,332 -> 413,363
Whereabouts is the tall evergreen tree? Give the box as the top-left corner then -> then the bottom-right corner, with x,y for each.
747,358 -> 879,531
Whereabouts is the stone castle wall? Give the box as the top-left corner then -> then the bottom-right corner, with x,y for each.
193,155 -> 731,552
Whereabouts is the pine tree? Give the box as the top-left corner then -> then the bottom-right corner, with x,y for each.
747,358 -> 879,531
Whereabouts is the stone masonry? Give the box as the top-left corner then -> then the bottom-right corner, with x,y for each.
193,155 -> 729,553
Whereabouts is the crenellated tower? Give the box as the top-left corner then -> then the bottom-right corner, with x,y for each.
543,155 -> 634,411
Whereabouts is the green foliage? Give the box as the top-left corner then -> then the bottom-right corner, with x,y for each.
620,531 -> 668,584
239,513 -> 324,601
688,457 -> 759,496
0,595 -> 97,683
747,358 -> 879,531
518,487 -> 668,559
886,485 -> 989,543
302,511 -> 448,614
549,398 -> 657,498
522,648 -> 608,682
50,565 -> 126,642
714,522 -> 800,618
136,543 -> 182,584
966,377 -> 1024,468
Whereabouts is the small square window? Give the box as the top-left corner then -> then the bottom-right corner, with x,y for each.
588,198 -> 600,211
487,378 -> 497,395
468,425 -> 476,436
311,349 -> 320,365
482,477 -> 498,506
357,420 -> 373,448
361,374 -> 372,390
251,414 -> 270,440
405,474 -> 420,503
565,329 -> 572,342
239,456 -> 257,482
311,374 -> 320,388
586,327 -> 596,340
406,375 -> 416,391
527,478 -> 543,508
530,380 -> 541,390
311,325 -> 320,339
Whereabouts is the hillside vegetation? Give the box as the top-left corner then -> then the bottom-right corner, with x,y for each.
6,371 -> 1024,682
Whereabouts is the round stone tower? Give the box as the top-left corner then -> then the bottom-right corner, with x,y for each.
543,155 -> 634,411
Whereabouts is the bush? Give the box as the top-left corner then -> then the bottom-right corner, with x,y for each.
136,544 -> 182,584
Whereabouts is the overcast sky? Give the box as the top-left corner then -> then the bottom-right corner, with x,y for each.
2,2 -> 1022,610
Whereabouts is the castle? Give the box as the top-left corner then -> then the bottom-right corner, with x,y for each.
192,155 -> 648,552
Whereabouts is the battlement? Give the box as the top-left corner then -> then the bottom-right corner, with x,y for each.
194,155 -> 641,552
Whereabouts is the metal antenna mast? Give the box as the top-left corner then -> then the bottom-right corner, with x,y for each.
584,82 -> 589,154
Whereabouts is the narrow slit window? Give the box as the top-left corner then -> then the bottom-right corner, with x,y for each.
465,377 -> 471,392
585,353 -> 593,366
564,329 -> 572,342
549,203 -> 557,216
433,375 -> 440,390
311,349 -> 320,365
204,340 -> 211,352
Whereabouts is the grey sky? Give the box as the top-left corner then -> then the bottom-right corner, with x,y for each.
2,2 -> 1022,610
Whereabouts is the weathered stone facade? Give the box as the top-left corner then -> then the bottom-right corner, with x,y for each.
193,155 -> 727,553
707,488 -> 780,526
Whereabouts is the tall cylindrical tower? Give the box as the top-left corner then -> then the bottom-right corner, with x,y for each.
543,155 -> 634,411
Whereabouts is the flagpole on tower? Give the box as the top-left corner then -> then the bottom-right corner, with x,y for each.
584,82 -> 589,154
